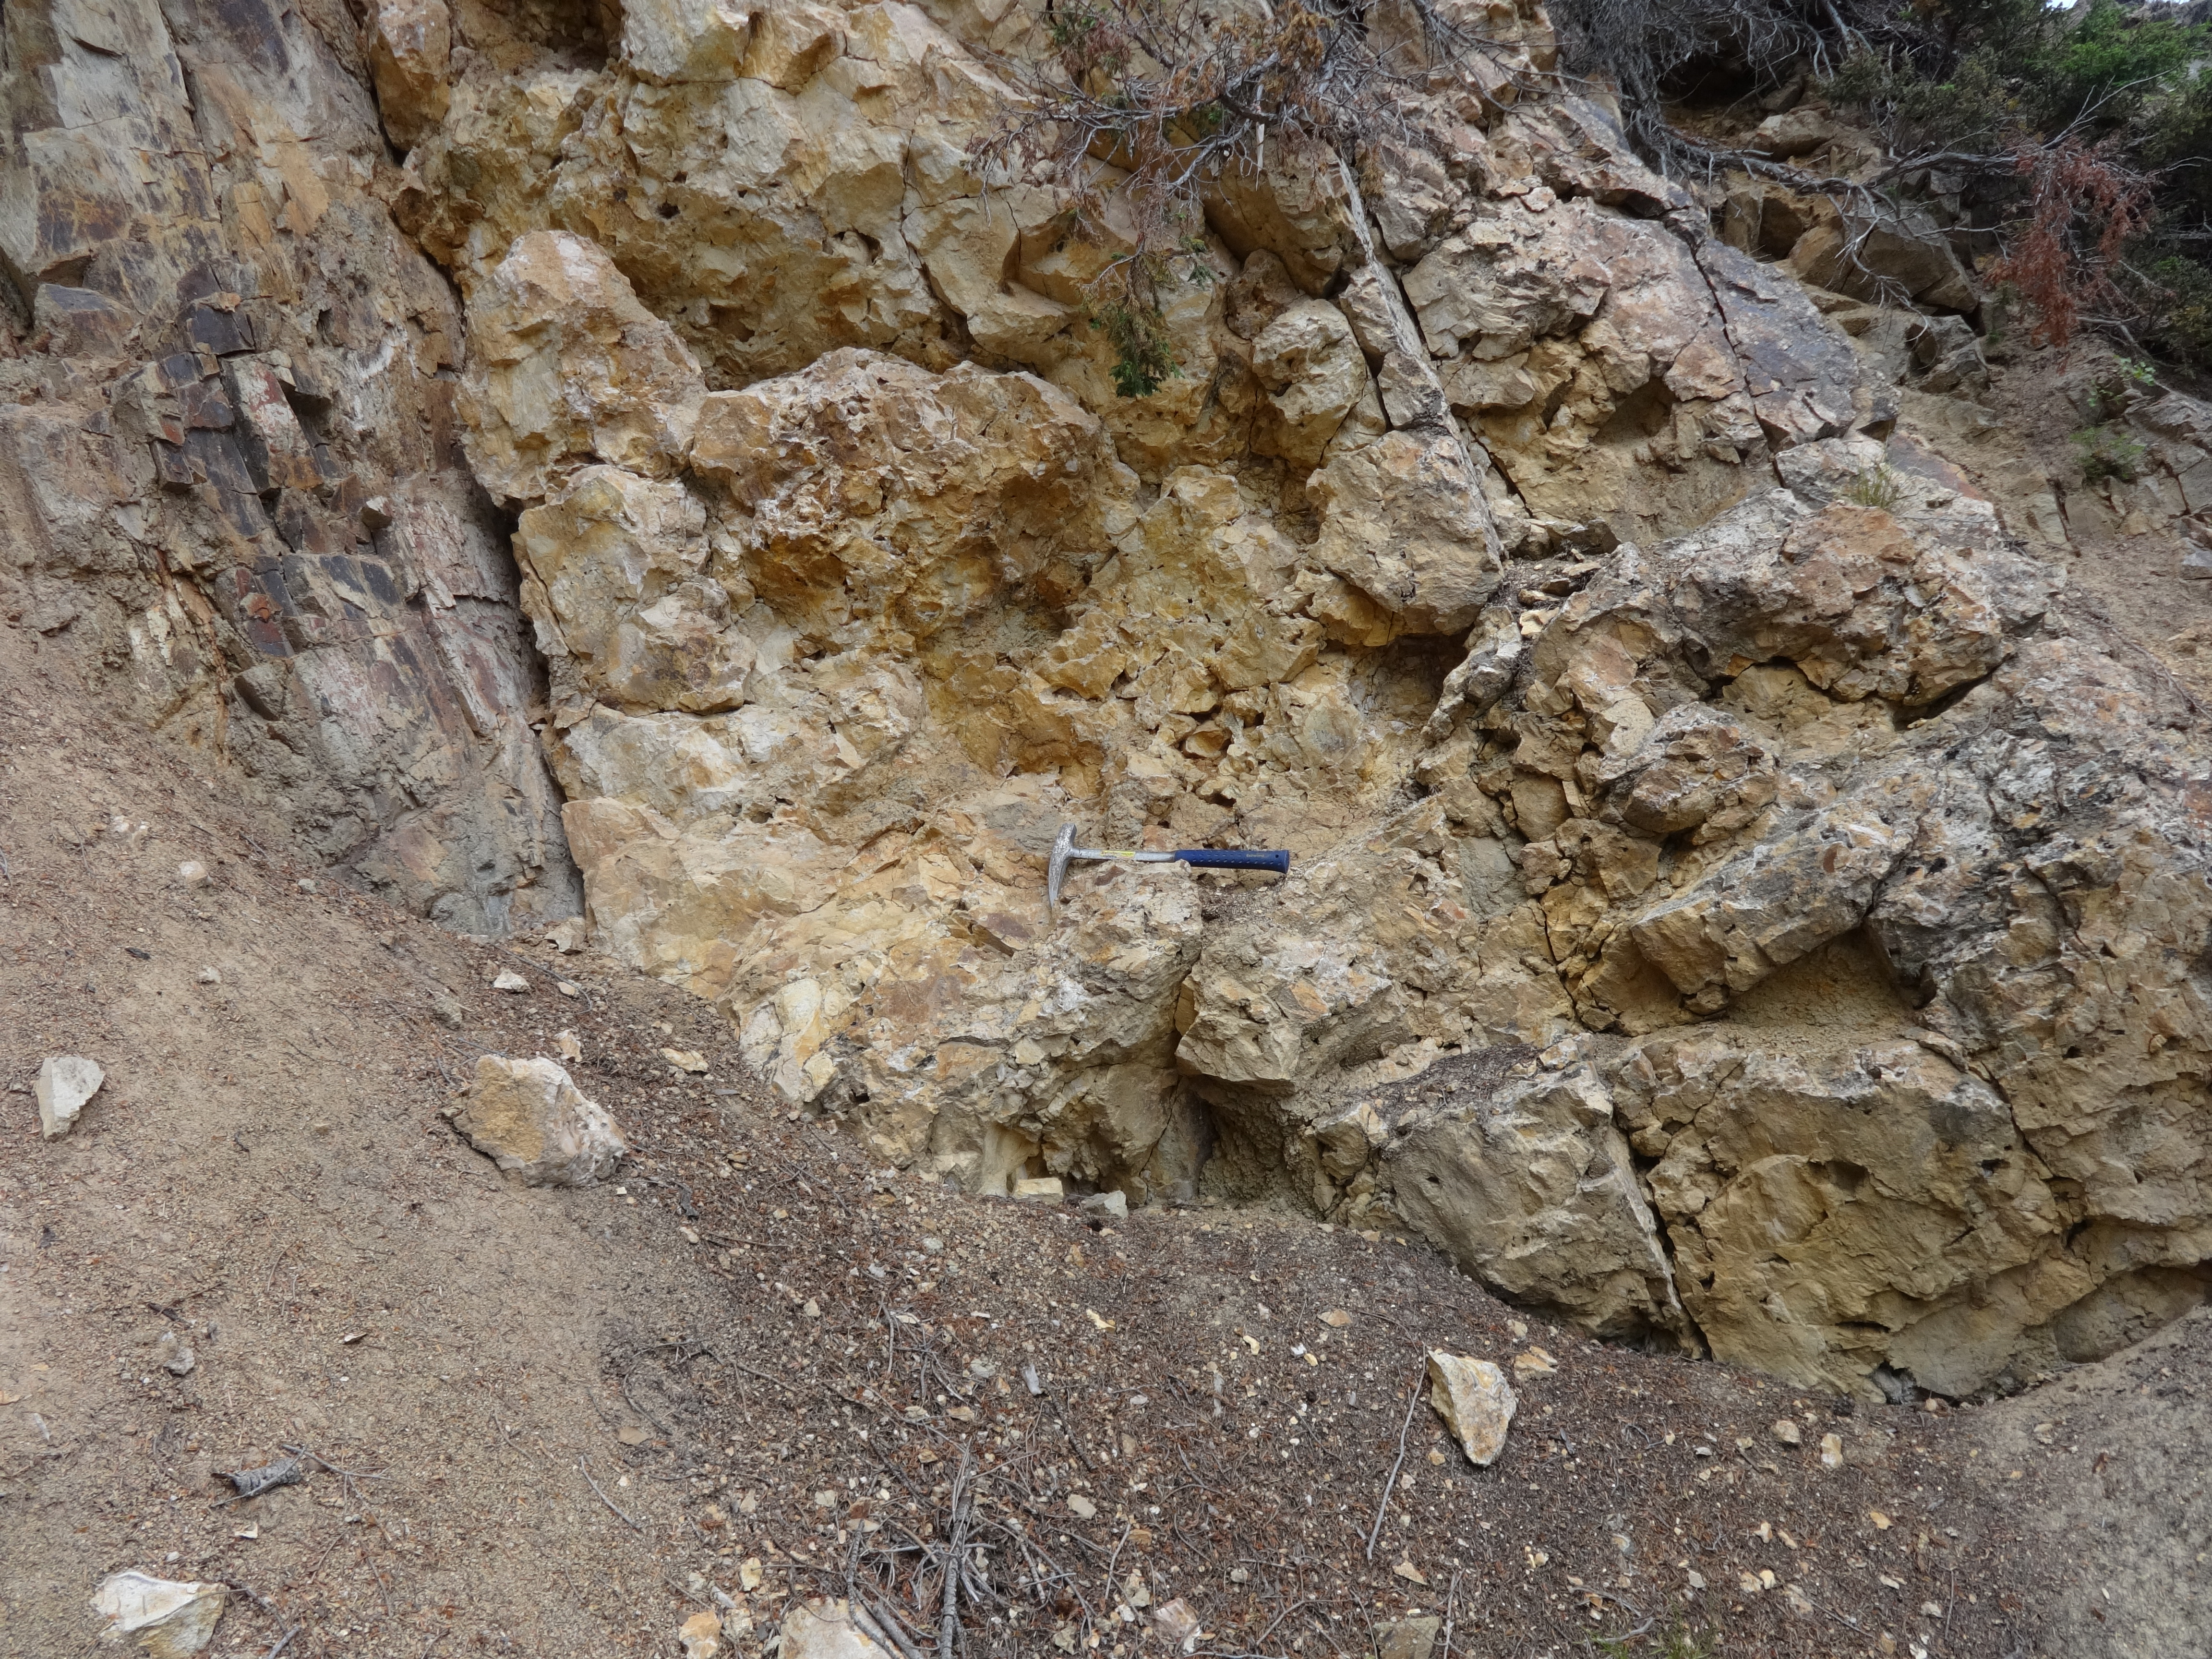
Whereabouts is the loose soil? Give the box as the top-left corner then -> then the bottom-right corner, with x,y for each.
0,591 -> 2200,1659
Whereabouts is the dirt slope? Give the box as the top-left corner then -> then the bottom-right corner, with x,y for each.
0,619 -> 2185,1659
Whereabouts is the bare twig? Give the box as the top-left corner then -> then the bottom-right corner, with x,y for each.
1364,1369 -> 1426,1563
262,1627 -> 302,1659
940,1442 -> 975,1659
577,1455 -> 644,1532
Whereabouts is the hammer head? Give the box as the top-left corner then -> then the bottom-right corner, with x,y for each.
1047,822 -> 1075,914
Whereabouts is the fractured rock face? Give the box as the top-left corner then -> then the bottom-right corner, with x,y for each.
461,230 -> 706,503
1390,1047 -> 1686,1343
358,0 -> 2212,1401
0,0 -> 579,936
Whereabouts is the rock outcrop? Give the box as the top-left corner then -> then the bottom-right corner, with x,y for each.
11,0 -> 2212,1402
0,0 -> 578,933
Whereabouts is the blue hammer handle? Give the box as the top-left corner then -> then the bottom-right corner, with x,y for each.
1174,848 -> 1291,875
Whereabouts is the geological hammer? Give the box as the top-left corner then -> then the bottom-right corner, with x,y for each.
1047,823 -> 1291,914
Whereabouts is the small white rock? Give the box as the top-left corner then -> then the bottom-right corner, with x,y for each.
1066,1492 -> 1097,1520
492,969 -> 530,992
1012,1176 -> 1064,1201
91,1571 -> 226,1656
177,860 -> 210,888
1819,1431 -> 1845,1469
36,1056 -> 104,1139
556,1029 -> 583,1061
556,980 -> 582,998
197,967 -> 220,986
1771,1419 -> 1802,1446
779,1599 -> 896,1659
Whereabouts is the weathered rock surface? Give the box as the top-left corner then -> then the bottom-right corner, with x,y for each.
14,0 -> 2212,1404
450,1055 -> 626,1185
0,0 -> 579,935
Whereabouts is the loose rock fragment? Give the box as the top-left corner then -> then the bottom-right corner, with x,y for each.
492,969 -> 530,992
1067,1492 -> 1098,1519
91,1571 -> 226,1656
448,1056 -> 627,1186
1426,1351 -> 1516,1466
1013,1176 -> 1065,1201
661,1047 -> 708,1073
1376,1614 -> 1442,1659
1512,1347 -> 1558,1380
36,1056 -> 103,1139
1151,1598 -> 1202,1652
778,1599 -> 895,1658
678,1609 -> 721,1659
1820,1432 -> 1845,1469
1771,1419 -> 1803,1446
177,861 -> 209,888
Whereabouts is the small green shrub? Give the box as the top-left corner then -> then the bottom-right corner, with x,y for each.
1090,300 -> 1179,399
1845,462 -> 1904,510
2073,423 -> 2146,483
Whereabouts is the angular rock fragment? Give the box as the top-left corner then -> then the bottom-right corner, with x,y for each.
36,1056 -> 104,1139
779,1598 -> 896,1658
367,0 -> 452,148
91,1572 -> 225,1656
449,1057 -> 626,1186
1426,1351 -> 1515,1466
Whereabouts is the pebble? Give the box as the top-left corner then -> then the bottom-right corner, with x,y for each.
661,1047 -> 708,1074
1067,1493 -> 1097,1519
197,967 -> 220,985
1771,1419 -> 1802,1445
177,860 -> 210,888
492,969 -> 530,992
557,980 -> 582,998
36,1055 -> 104,1139
556,1029 -> 583,1060
1512,1346 -> 1558,1380
1819,1431 -> 1845,1469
